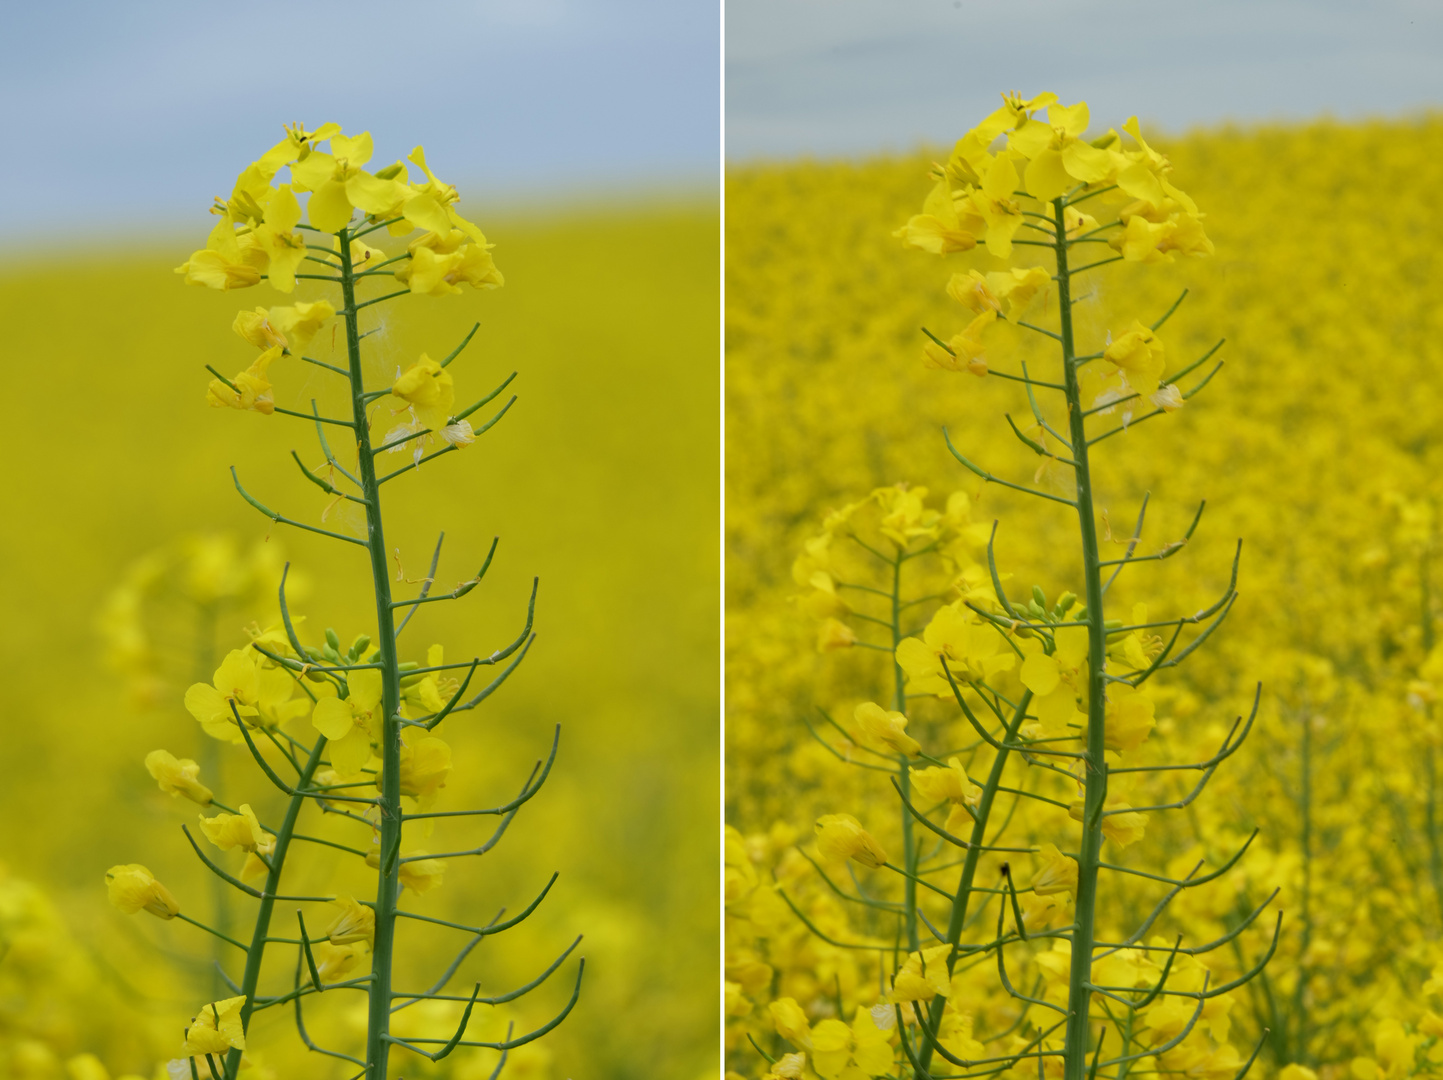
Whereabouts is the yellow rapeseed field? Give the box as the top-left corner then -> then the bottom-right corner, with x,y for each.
726,111 -> 1443,1080
0,197 -> 719,1080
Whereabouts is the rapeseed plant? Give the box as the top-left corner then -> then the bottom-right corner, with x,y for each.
103,123 -> 580,1080
731,92 -> 1266,1080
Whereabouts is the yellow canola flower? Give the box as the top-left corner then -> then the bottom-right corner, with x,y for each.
912,756 -> 982,830
946,269 -> 1001,314
104,864 -> 180,920
232,308 -> 287,350
184,648 -> 259,736
179,995 -> 247,1058
769,996 -> 813,1049
401,645 -> 450,716
246,184 -> 307,292
233,299 -> 337,355
1068,798 -> 1148,848
184,647 -> 304,741
206,346 -> 280,414
390,354 -> 456,432
968,154 -> 1025,258
852,701 -> 921,757
888,943 -> 952,1003
325,895 -> 376,947
175,212 -> 265,291
1104,684 -> 1156,752
198,804 -> 273,854
764,1053 -> 808,1080
1103,321 -> 1166,399
311,667 -> 383,776
893,177 -> 981,255
814,813 -> 888,868
923,310 -> 994,376
364,844 -> 448,895
400,854 -> 447,895
144,750 -> 213,806
1018,625 -> 1090,733
394,736 -> 453,801
896,602 -> 1016,696
289,130 -> 380,233
1111,212 -> 1214,264
875,484 -> 942,546
396,229 -> 504,296
817,617 -> 857,652
1030,843 -> 1078,897
811,1009 -> 893,1079
314,941 -> 367,982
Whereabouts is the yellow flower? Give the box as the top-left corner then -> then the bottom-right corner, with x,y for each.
232,308 -> 288,350
816,617 -> 856,652
310,668 -> 383,776
1104,685 -> 1156,752
390,354 -> 456,431
184,648 -> 260,738
314,942 -> 367,982
896,602 -> 1015,695
104,864 -> 180,920
394,736 -> 453,801
399,853 -> 447,895
1103,321 -> 1166,399
175,213 -> 264,290
946,269 -> 1001,314
144,750 -> 213,806
247,184 -> 307,292
206,347 -> 280,414
1069,797 -> 1148,848
289,131 -> 379,233
199,804 -> 273,855
811,1009 -> 894,1079
396,233 -> 504,296
912,756 -> 981,808
1030,843 -> 1078,897
764,1053 -> 808,1080
179,996 -> 246,1058
852,701 -> 921,756
894,177 -> 979,255
968,154 -> 1025,258
815,813 -> 888,868
923,310 -> 995,376
888,943 -> 952,1002
325,895 -> 375,947
1018,625 -> 1090,734
986,266 -> 1052,323
769,997 -> 813,1048
268,300 -> 337,351
185,648 -> 303,742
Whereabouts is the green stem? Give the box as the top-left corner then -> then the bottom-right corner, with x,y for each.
1055,193 -> 1109,1080
338,226 -> 408,1080
914,691 -> 1033,1075
221,735 -> 328,1080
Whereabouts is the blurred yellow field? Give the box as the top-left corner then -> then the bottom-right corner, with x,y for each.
0,198 -> 719,1080
726,113 -> 1443,1078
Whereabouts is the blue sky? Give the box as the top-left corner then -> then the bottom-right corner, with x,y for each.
0,0 -> 719,241
727,0 -> 1443,160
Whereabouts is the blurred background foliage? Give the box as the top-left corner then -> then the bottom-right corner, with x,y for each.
0,197 -> 719,1079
